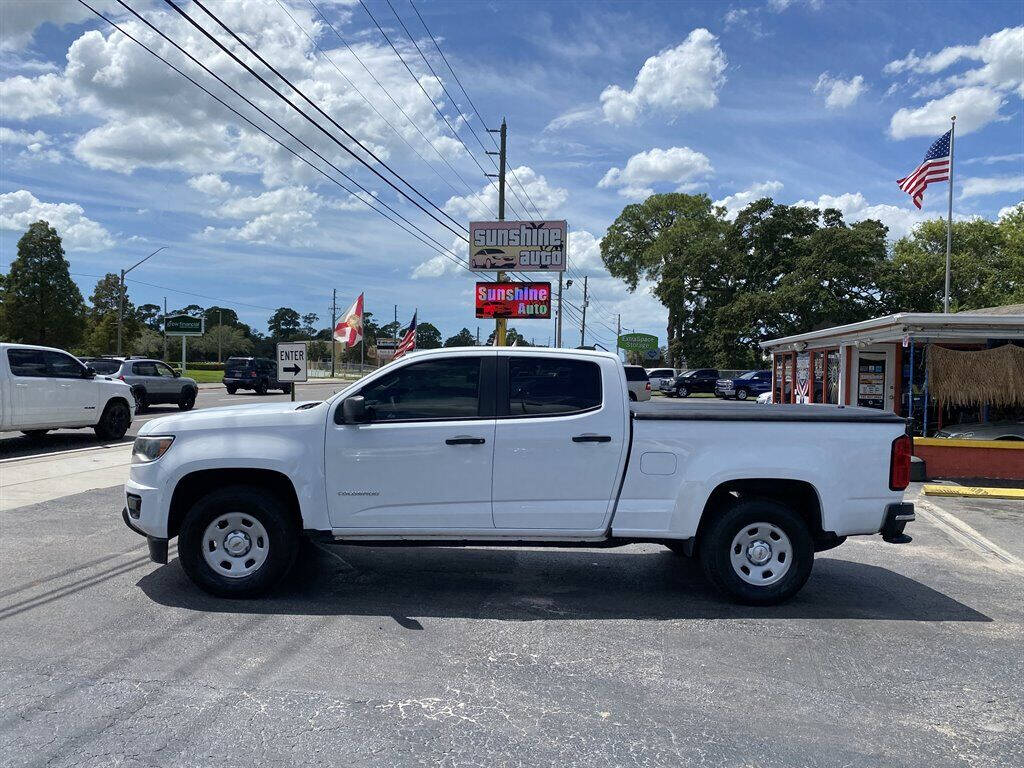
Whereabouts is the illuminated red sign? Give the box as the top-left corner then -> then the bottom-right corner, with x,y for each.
475,282 -> 551,319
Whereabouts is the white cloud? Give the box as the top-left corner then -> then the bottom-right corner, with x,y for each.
792,192 -> 928,239
713,180 -> 784,219
723,8 -> 764,37
886,27 -> 1023,139
201,186 -> 324,245
544,106 -> 601,132
997,202 -> 1023,219
598,146 -> 713,199
961,176 -> 1024,199
0,73 -> 67,119
813,73 -> 867,109
962,153 -> 1024,166
568,230 -> 604,271
889,86 -> 1007,139
188,174 -> 236,197
0,127 -> 62,163
599,29 -> 727,125
0,189 -> 114,251
441,166 -> 568,220
412,236 -> 466,279
0,0 -> 92,52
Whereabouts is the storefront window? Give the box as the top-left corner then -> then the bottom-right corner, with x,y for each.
813,351 -> 825,403
780,352 -> 793,403
826,350 -> 840,404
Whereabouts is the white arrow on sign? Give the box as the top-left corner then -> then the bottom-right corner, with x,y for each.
276,342 -> 308,383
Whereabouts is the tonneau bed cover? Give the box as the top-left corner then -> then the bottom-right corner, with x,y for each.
632,402 -> 906,424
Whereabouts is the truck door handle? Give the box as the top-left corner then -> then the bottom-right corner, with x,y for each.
445,436 -> 485,445
572,434 -> 611,443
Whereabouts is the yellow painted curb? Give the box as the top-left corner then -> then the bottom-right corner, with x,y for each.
922,484 -> 1024,500
914,437 -> 1024,450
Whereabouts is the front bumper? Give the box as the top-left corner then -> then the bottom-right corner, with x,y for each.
122,506 -> 169,564
880,502 -> 915,544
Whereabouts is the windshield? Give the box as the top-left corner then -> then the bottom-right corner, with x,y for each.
85,359 -> 121,374
737,371 -> 758,380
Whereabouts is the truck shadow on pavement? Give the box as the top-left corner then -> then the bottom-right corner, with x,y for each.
137,543 -> 992,623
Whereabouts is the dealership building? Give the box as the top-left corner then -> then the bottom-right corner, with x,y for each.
760,305 -> 1024,480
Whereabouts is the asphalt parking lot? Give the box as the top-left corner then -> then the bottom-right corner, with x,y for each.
1,468 -> 1021,766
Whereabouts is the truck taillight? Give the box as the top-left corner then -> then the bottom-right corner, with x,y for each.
889,434 -> 912,491
117,375 -> 125,382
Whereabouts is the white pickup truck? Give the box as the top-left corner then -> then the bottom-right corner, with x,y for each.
1,343 -> 135,440
122,347 -> 914,605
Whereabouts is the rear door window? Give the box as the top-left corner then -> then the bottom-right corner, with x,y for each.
508,357 -> 602,416
7,348 -> 47,377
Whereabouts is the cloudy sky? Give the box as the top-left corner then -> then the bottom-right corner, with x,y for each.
1,0 -> 1022,347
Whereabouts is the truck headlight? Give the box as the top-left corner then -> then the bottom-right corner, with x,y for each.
132,436 -> 174,464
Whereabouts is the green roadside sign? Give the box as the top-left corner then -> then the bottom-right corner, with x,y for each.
164,315 -> 204,336
617,332 -> 658,351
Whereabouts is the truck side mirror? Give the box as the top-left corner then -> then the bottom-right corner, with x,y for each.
82,366 -> 97,379
339,395 -> 368,424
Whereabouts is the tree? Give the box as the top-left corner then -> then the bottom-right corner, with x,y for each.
138,303 -> 163,330
171,304 -> 205,317
378,320 -> 400,340
444,328 -> 476,347
85,273 -> 143,356
485,327 -> 530,346
300,312 -> 319,338
194,325 -> 253,360
1,220 -> 86,348
202,306 -> 239,329
267,307 -> 300,339
416,321 -> 442,349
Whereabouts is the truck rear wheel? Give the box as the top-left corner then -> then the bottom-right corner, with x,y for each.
698,498 -> 813,605
178,486 -> 299,598
94,400 -> 131,440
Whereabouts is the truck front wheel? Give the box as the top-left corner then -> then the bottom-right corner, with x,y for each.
178,486 -> 299,598
698,498 -> 813,605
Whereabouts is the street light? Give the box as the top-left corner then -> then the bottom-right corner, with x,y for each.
118,246 -> 167,356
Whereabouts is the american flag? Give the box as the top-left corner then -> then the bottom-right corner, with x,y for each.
392,311 -> 417,360
897,130 -> 951,209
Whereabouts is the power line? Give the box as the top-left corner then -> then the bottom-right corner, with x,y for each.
305,0 -> 495,220
165,0 -> 468,242
91,0 -> 479,282
72,271 -> 279,312
357,0 -> 523,220
407,0 -> 540,218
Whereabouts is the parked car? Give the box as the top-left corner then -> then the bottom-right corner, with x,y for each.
645,367 -> 679,390
664,368 -> 719,397
224,357 -> 292,395
2,343 -> 134,440
81,357 -> 198,412
122,347 -> 915,605
935,421 -> 1024,441
624,365 -> 652,401
716,370 -> 772,400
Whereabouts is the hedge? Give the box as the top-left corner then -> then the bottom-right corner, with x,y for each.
174,361 -> 225,371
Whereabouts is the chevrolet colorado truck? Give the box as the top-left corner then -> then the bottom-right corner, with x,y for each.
122,348 -> 914,605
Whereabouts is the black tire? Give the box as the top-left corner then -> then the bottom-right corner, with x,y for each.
281,383 -> 293,395
178,485 -> 300,598
664,540 -> 690,556
676,385 -> 689,398
628,391 -> 637,401
21,429 -> 49,440
698,498 -> 813,605
255,380 -> 268,396
226,385 -> 237,395
94,400 -> 132,440
134,389 -> 148,413
735,388 -> 749,401
178,387 -> 197,411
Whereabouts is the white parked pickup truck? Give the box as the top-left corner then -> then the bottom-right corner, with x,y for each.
122,348 -> 914,605
1,343 -> 135,440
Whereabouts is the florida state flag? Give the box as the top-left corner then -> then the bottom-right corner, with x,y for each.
333,293 -> 364,348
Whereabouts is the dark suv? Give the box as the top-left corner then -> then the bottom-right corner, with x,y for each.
665,368 -> 719,397
224,357 -> 292,395
715,370 -> 772,400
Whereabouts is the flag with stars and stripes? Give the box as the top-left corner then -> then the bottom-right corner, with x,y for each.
897,130 -> 951,209
393,311 -> 417,360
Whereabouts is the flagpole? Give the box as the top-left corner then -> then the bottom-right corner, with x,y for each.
944,115 -> 956,313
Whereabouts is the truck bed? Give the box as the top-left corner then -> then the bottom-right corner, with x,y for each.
631,401 -> 906,424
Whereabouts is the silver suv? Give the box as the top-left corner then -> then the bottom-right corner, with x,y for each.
79,357 -> 198,412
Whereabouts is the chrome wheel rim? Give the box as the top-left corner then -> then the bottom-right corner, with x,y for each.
729,522 -> 792,586
202,512 -> 269,579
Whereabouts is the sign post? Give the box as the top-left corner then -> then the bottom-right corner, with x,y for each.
163,315 -> 204,376
276,341 -> 308,402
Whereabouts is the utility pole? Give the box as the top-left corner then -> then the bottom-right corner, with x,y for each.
217,309 -> 222,363
476,326 -> 480,345
330,289 -> 337,377
579,276 -> 588,348
943,115 -> 956,313
556,273 -> 563,348
486,119 -> 507,345
162,297 -> 167,362
117,245 -> 166,355
616,313 -> 621,359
